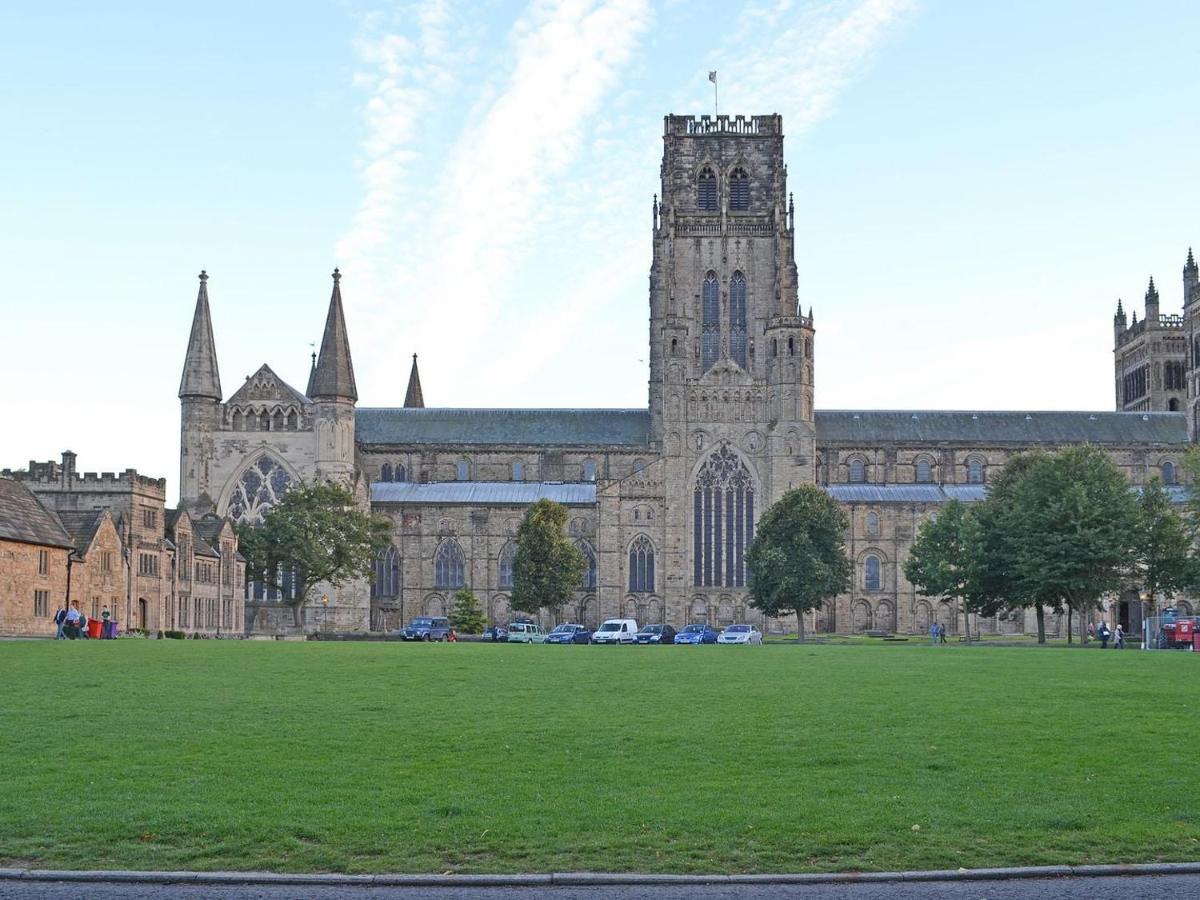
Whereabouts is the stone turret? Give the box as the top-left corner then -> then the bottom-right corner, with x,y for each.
1185,248 -> 1198,307
404,354 -> 424,408
179,271 -> 223,509
310,269 -> 357,482
1114,298 -> 1126,342
1145,276 -> 1160,324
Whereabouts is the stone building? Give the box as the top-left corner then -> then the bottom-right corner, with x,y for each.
177,111 -> 1195,638
1,451 -> 243,637
0,478 -> 77,636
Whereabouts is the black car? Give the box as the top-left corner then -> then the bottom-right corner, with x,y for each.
402,616 -> 452,641
482,625 -> 509,643
635,624 -> 677,644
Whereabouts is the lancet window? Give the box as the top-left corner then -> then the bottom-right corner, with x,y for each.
730,272 -> 747,369
628,535 -> 655,593
702,272 -> 720,371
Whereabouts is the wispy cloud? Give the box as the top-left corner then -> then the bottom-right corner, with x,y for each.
336,0 -> 915,408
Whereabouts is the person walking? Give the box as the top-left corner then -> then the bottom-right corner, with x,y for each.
101,605 -> 112,639
53,604 -> 67,639
65,602 -> 81,639
78,608 -> 90,640
1098,621 -> 1110,649
938,623 -> 947,644
1114,624 -> 1125,649
930,622 -> 938,645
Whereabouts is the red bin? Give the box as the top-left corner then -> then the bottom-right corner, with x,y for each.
87,619 -> 103,639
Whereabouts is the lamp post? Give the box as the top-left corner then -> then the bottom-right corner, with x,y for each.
1139,588 -> 1150,649
322,594 -> 329,635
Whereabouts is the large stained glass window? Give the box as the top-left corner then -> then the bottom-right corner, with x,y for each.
498,542 -> 516,589
693,445 -> 755,589
729,271 -> 747,369
702,272 -> 720,371
628,535 -> 655,593
578,540 -> 597,590
435,539 -> 465,589
227,455 -> 293,525
371,545 -> 400,600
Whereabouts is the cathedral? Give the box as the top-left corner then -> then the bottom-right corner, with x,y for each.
178,113 -> 1194,638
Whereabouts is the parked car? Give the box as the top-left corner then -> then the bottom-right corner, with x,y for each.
401,616 -> 452,641
545,623 -> 592,644
718,624 -> 763,645
507,621 -> 546,643
482,625 -> 508,643
674,623 -> 719,644
635,624 -> 677,645
590,618 -> 639,644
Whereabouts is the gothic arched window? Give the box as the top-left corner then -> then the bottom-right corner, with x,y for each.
512,461 -> 524,481
371,545 -> 400,600
866,512 -> 880,536
434,540 -> 465,589
583,460 -> 597,482
693,445 -> 755,588
227,454 -> 293,525
1161,461 -> 1177,485
393,464 -> 406,483
628,535 -> 655,593
915,458 -> 932,484
578,540 -> 598,590
729,167 -> 749,210
849,458 -> 866,484
380,463 -> 392,482
864,555 -> 881,591
730,272 -> 747,369
702,271 -> 720,371
456,460 -> 470,481
697,167 -> 717,211
498,541 -> 516,589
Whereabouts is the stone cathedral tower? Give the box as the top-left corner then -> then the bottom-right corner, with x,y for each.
639,114 -> 816,622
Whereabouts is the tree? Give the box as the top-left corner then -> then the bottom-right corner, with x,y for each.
236,482 -> 392,629
904,500 -> 977,640
511,499 -> 586,621
746,485 -> 851,640
449,588 -> 486,635
1134,476 -> 1191,616
1007,447 -> 1139,646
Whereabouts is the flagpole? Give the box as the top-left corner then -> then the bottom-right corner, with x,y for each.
708,70 -> 719,121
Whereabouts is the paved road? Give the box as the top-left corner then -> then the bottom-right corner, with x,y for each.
1,875 -> 1198,899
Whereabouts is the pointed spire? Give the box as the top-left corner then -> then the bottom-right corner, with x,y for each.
1132,310 -> 1139,325
178,270 -> 222,400
1188,247 -> 1196,268
1115,298 -> 1125,318
1146,276 -> 1159,300
404,354 -> 425,408
310,268 -> 358,401
305,351 -> 317,398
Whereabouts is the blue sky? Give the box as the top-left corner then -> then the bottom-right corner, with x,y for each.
2,1 -> 1198,500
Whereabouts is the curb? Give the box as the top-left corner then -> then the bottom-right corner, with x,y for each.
2,862 -> 1200,887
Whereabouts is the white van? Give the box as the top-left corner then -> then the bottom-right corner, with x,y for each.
590,618 -> 639,644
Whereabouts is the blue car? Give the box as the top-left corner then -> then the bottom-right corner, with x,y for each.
545,623 -> 592,644
673,623 -> 719,644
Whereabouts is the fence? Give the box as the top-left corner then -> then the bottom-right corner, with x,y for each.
1141,615 -> 1199,651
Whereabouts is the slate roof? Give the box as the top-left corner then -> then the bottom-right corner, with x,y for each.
55,510 -> 108,555
0,478 -> 75,549
193,514 -> 229,546
357,409 -> 651,447
823,484 -> 988,504
815,410 -> 1189,445
372,481 -> 597,505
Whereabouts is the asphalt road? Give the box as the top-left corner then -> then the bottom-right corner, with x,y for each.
1,876 -> 1199,900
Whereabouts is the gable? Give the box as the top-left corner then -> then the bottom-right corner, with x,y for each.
227,365 -> 310,407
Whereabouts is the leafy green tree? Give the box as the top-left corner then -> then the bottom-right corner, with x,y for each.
904,500 -> 978,640
449,588 -> 487,635
1007,447 -> 1138,646
236,482 -> 392,629
746,485 -> 851,640
1134,476 -> 1192,616
511,499 -> 586,621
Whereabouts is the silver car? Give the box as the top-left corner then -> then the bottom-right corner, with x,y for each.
717,624 -> 763,645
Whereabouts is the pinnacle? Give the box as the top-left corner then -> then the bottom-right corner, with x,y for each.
404,353 -> 425,408
310,269 -> 358,402
179,270 -> 222,400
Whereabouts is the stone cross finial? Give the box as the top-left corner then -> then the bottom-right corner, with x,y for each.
199,270 -> 208,282
332,267 -> 341,282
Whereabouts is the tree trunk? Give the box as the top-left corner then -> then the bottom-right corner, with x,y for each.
1079,601 -> 1089,646
292,602 -> 304,629
797,609 -> 806,643
958,599 -> 968,642
1066,606 -> 1073,644
1035,605 -> 1046,644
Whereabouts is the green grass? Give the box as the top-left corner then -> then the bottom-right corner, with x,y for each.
2,640 -> 1197,874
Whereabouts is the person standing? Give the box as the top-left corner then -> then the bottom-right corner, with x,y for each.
78,608 -> 90,640
53,604 -> 67,639
939,623 -> 947,644
101,605 -> 112,639
1098,621 -> 1110,649
930,622 -> 938,645
1114,624 -> 1125,650
64,602 -> 80,639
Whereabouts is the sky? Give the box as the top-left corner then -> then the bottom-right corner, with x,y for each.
2,1 -> 1199,503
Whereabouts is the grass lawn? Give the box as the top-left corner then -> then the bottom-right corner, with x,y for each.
1,640 -> 1197,874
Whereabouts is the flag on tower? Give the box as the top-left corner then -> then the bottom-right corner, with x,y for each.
708,70 -> 717,83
